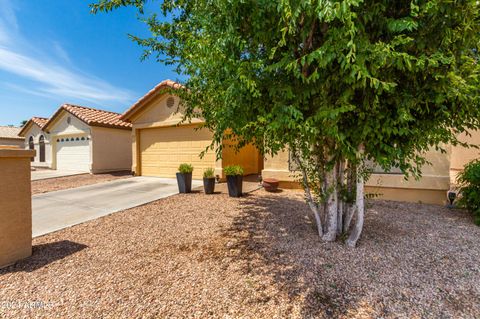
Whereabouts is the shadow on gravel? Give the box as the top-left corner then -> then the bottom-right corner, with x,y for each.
221,194 -> 366,318
220,192 -> 480,318
0,240 -> 87,274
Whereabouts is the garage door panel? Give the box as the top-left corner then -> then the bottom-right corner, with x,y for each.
140,126 -> 215,178
56,136 -> 90,171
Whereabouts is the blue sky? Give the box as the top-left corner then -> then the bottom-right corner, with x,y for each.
0,0 -> 178,126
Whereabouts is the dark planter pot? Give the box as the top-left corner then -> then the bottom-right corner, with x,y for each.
176,172 -> 192,193
226,175 -> 243,197
203,177 -> 216,194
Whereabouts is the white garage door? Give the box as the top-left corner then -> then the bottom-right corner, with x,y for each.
56,136 -> 90,171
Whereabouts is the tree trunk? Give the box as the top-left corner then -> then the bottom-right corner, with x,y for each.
337,160 -> 345,235
343,163 -> 356,233
346,147 -> 365,247
293,151 -> 324,237
322,167 -> 338,242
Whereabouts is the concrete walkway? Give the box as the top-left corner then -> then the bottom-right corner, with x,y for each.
31,169 -> 87,181
32,177 -> 202,237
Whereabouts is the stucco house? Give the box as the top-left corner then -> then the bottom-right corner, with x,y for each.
18,117 -> 51,167
121,80 -> 263,179
38,104 -> 133,173
20,104 -> 133,173
263,132 -> 480,205
0,126 -> 24,148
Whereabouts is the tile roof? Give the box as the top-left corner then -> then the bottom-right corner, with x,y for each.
121,79 -> 183,121
18,116 -> 49,137
0,126 -> 23,139
31,117 -> 48,128
44,104 -> 132,131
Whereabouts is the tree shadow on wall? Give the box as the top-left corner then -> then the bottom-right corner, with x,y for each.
0,240 -> 88,274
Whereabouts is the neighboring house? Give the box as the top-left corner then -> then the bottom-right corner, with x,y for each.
18,117 -> 51,167
263,132 -> 480,205
37,104 -> 133,173
121,80 -> 263,179
0,126 -> 24,148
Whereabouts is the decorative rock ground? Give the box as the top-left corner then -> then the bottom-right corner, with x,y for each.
0,189 -> 479,318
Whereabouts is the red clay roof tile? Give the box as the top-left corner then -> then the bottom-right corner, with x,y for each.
121,79 -> 183,121
31,117 -> 48,128
44,104 -> 132,131
18,117 -> 49,137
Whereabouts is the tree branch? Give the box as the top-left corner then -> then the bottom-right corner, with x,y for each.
292,148 -> 324,237
347,145 -> 365,247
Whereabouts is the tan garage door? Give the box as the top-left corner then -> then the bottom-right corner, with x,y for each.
139,125 -> 215,179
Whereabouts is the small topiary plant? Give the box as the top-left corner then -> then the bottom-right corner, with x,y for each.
224,165 -> 244,176
456,159 -> 480,225
203,167 -> 215,178
178,163 -> 193,174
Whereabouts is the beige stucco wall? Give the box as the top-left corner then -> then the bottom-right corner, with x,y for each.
367,147 -> 451,204
449,130 -> 480,185
262,149 -> 296,182
48,111 -> 91,136
0,147 -> 34,269
129,94 -> 201,129
132,129 -> 139,174
364,186 -> 447,205
0,138 -> 24,148
22,123 -> 52,168
263,147 -> 451,204
91,126 -> 132,173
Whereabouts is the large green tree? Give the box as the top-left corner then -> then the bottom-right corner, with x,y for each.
93,0 -> 480,246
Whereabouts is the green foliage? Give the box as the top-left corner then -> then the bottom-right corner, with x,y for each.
224,165 -> 244,176
93,0 -> 480,245
456,160 -> 480,225
178,163 -> 193,174
92,0 -> 480,180
203,167 -> 215,178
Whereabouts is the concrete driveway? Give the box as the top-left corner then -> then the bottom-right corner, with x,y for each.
32,177 -> 201,237
31,169 -> 86,181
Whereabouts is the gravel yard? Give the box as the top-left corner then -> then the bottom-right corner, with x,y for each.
31,171 -> 132,195
1,189 -> 479,318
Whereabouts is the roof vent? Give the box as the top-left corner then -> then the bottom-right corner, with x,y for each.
166,96 -> 175,109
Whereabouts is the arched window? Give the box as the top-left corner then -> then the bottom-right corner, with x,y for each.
39,135 -> 45,163
28,136 -> 34,162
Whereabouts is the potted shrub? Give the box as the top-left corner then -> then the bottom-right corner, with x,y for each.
176,163 -> 193,193
203,168 -> 216,194
224,165 -> 244,197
